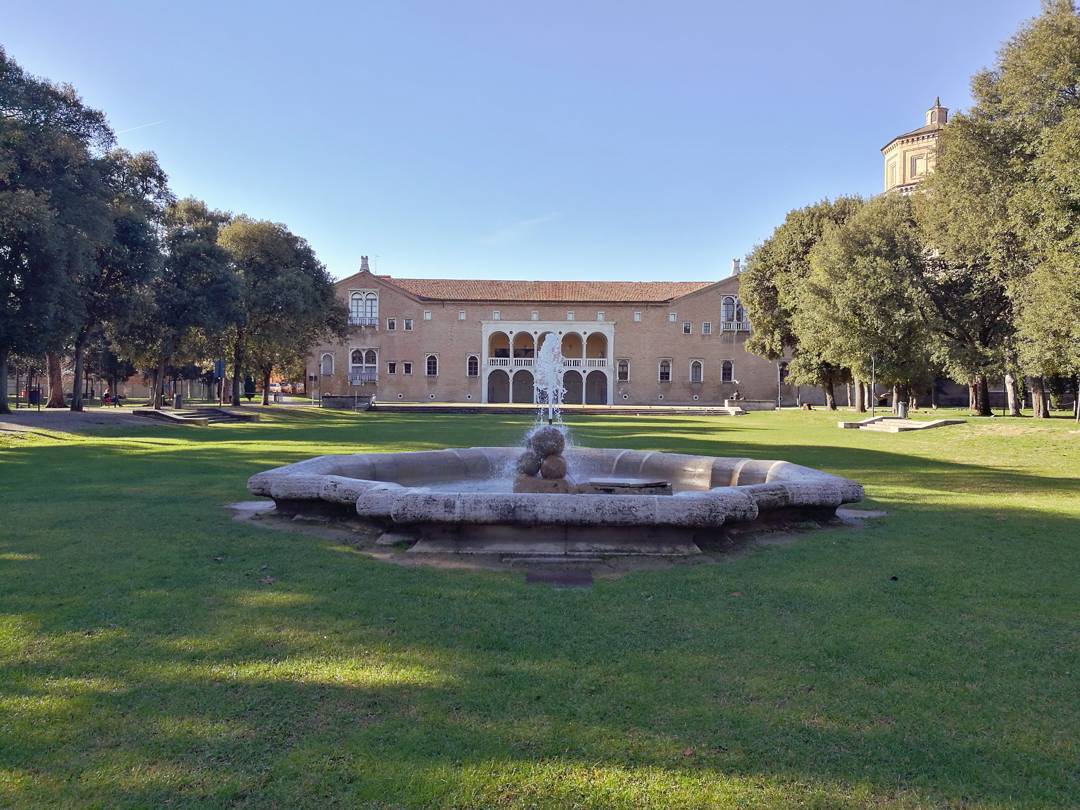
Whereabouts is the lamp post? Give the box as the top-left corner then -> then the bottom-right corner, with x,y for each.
776,362 -> 782,410
870,354 -> 877,417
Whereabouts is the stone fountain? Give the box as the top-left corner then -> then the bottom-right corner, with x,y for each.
247,336 -> 863,557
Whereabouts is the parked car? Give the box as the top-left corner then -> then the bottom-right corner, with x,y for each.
268,382 -> 282,393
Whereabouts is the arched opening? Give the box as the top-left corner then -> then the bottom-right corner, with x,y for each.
511,370 -> 535,403
535,332 -> 558,359
722,296 -> 736,323
425,354 -> 439,376
585,333 -> 607,358
585,370 -> 607,404
560,332 -> 583,358
349,293 -> 363,323
512,332 -> 534,359
467,355 -> 479,377
319,353 -> 334,376
722,360 -> 734,383
690,360 -> 703,384
487,370 -> 510,403
563,370 -> 584,404
488,331 -> 510,358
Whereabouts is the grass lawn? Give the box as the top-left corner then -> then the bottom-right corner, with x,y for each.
1,408 -> 1077,808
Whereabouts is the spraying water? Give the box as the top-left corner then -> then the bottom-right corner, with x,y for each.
533,334 -> 567,426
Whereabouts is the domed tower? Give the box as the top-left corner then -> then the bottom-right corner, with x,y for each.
881,98 -> 949,193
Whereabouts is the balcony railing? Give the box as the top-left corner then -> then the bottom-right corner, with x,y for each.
349,370 -> 378,385
487,356 -> 609,369
721,320 -> 751,332
349,316 -> 379,327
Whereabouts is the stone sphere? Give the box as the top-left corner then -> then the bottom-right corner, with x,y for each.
540,454 -> 567,480
529,426 -> 566,458
516,449 -> 542,476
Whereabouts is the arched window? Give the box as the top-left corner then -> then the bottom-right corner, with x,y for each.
320,353 -> 334,376
467,355 -> 479,377
350,348 -> 377,383
721,360 -> 734,383
690,360 -> 703,383
735,300 -> 746,323
617,359 -> 629,382
721,296 -> 736,323
426,354 -> 439,376
363,292 -> 378,320
658,359 -> 671,382
350,293 -> 364,324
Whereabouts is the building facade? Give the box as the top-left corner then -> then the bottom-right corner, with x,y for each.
882,98 -> 948,193
308,258 -> 804,407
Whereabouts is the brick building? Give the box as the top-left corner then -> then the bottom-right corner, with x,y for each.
308,257 -> 810,407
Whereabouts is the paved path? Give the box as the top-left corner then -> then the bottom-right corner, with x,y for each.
0,408 -> 147,436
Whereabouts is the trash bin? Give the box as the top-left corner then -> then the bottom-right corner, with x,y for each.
28,388 -> 41,406
897,401 -> 908,418
173,393 -> 183,409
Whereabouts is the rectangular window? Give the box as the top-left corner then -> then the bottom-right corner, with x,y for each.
492,310 -> 501,321
531,310 -> 539,321
616,359 -> 630,382
458,310 -> 466,320
404,318 -> 413,331
403,362 -> 412,375
566,311 -> 575,321
702,321 -> 712,335
386,318 -> 396,331
633,311 -> 642,322
596,311 -> 605,321
668,313 -> 677,322
387,362 -> 397,375
423,310 -> 432,321
682,321 -> 692,335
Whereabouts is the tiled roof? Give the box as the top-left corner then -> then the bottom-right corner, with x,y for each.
882,123 -> 943,151
377,276 -> 716,303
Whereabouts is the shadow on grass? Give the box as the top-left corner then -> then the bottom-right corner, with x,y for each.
1,411 -> 1077,806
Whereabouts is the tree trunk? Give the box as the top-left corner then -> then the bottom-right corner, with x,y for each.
853,377 -> 865,412
69,334 -> 88,412
864,381 -> 873,410
823,379 -> 836,410
1005,373 -> 1020,417
153,355 -> 167,409
46,352 -> 66,408
891,384 -> 900,414
974,374 -> 991,417
845,381 -> 852,407
1030,376 -> 1048,418
261,367 -> 272,406
0,348 -> 10,414
231,330 -> 244,406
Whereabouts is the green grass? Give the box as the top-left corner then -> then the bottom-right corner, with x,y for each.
0,408 -> 1077,808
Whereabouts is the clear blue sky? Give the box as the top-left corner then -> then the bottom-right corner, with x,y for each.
7,1 -> 1030,281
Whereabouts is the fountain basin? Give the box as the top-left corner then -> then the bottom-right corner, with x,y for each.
247,448 -> 863,556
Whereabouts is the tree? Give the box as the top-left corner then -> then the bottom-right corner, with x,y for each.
0,46 -> 114,413
137,198 -> 238,409
797,194 -> 934,404
918,0 -> 1080,416
741,197 -> 863,409
65,149 -> 171,411
217,218 -> 347,406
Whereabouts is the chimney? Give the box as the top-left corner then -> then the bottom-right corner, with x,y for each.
360,256 -> 370,272
731,258 -> 741,276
